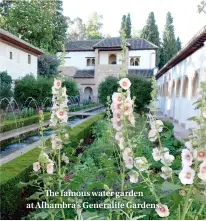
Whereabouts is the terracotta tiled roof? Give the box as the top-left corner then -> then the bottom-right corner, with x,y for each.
64,37 -> 158,51
73,69 -> 94,78
128,69 -> 154,78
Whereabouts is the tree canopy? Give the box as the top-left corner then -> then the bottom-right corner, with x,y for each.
68,17 -> 87,40
120,13 -> 132,38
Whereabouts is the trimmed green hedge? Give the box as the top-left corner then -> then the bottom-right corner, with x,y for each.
0,112 -> 51,133
0,113 -> 104,219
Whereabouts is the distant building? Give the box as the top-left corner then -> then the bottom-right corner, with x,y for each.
156,26 -> 206,130
58,37 -> 158,101
0,28 -> 43,80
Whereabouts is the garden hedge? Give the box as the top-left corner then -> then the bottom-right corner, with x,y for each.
0,113 -> 104,219
0,112 -> 51,133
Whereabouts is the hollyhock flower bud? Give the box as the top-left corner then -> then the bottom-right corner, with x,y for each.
179,189 -> 186,196
33,162 -> 40,172
51,135 -> 62,150
38,153 -> 49,164
198,162 -> 206,181
152,147 -> 162,161
161,153 -> 174,166
54,79 -> 62,89
202,107 -> 206,118
148,128 -> 157,142
134,157 -> 149,171
197,148 -> 206,161
117,137 -> 124,150
160,166 -> 173,179
128,170 -> 139,183
155,204 -> 170,217
181,149 -> 193,166
179,166 -> 195,185
62,153 -> 69,164
47,160 -> 54,174
119,78 -> 131,90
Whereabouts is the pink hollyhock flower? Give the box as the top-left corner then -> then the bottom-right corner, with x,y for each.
112,120 -> 123,131
111,103 -> 122,112
33,162 -> 40,172
123,148 -> 132,159
123,103 -> 133,116
197,149 -> 206,161
112,92 -> 123,103
155,204 -> 170,217
152,147 -> 162,161
51,135 -> 62,150
56,109 -> 68,121
179,166 -> 195,185
47,160 -> 54,174
181,149 -> 193,166
54,79 -> 62,89
134,157 -> 149,171
185,140 -> 193,150
117,137 -> 125,150
198,162 -> 206,181
113,111 -> 121,121
124,156 -> 134,169
119,78 -> 131,90
128,170 -> 139,183
161,152 -> 174,166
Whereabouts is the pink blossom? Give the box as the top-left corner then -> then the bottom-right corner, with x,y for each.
112,92 -> 123,103
155,204 -> 170,217
119,78 -> 131,90
54,79 -> 62,89
179,166 -> 195,185
128,170 -> 139,183
197,149 -> 206,161
198,162 -> 206,181
181,149 -> 193,166
47,161 -> 54,174
33,162 -> 40,172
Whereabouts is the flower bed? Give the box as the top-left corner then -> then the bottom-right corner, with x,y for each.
0,113 -> 104,219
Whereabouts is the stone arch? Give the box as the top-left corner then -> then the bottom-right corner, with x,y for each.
84,86 -> 93,100
109,54 -> 117,64
191,71 -> 199,97
176,78 -> 181,97
86,59 -> 91,66
182,76 -> 189,98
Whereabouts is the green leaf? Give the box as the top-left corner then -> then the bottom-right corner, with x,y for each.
160,181 -> 181,192
194,193 -> 206,204
34,211 -> 49,219
26,192 -> 43,200
16,181 -> 29,188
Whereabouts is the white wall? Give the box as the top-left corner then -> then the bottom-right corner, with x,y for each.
156,45 -> 206,130
58,51 -> 96,69
128,50 -> 156,69
0,41 -> 38,80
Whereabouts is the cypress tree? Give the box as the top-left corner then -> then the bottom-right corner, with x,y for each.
141,12 -> 161,66
120,15 -> 127,34
159,12 -> 178,68
125,13 -> 132,38
176,37 -> 182,52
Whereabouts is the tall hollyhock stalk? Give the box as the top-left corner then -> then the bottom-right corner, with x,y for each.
179,81 -> 206,220
32,78 -> 70,219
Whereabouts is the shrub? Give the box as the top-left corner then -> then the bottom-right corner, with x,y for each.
0,71 -> 13,109
38,55 -> 59,77
14,75 -> 53,108
98,75 -> 152,112
62,77 -> 79,97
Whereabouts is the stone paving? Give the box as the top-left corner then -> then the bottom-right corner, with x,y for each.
156,111 -> 190,142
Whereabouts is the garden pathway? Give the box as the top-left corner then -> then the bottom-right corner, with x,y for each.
156,112 -> 190,142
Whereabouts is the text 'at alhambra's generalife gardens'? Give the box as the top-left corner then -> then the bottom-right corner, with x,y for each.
26,190 -> 158,209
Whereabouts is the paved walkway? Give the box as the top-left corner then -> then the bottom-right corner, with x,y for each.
156,112 -> 190,141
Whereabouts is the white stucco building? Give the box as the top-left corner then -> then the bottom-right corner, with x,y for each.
0,28 -> 43,80
58,37 -> 158,101
156,26 -> 206,130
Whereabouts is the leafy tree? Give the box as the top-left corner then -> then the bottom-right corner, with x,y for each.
86,12 -> 103,39
62,78 -> 79,97
0,71 -> 13,108
14,75 -> 53,108
0,0 -> 68,54
120,13 -> 132,38
176,37 -> 182,52
68,17 -> 87,40
98,76 -> 152,112
38,55 -> 60,77
141,12 -> 161,67
159,12 -> 178,68
125,13 -> 132,38
132,28 -> 142,38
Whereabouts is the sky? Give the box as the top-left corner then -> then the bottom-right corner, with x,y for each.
63,0 -> 205,46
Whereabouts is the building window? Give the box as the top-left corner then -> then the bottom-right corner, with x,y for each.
109,54 -> 116,64
192,72 -> 199,96
28,54 -> 31,64
176,79 -> 181,97
130,57 -> 140,66
182,76 -> 189,98
10,51 -> 12,59
86,58 -> 95,66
